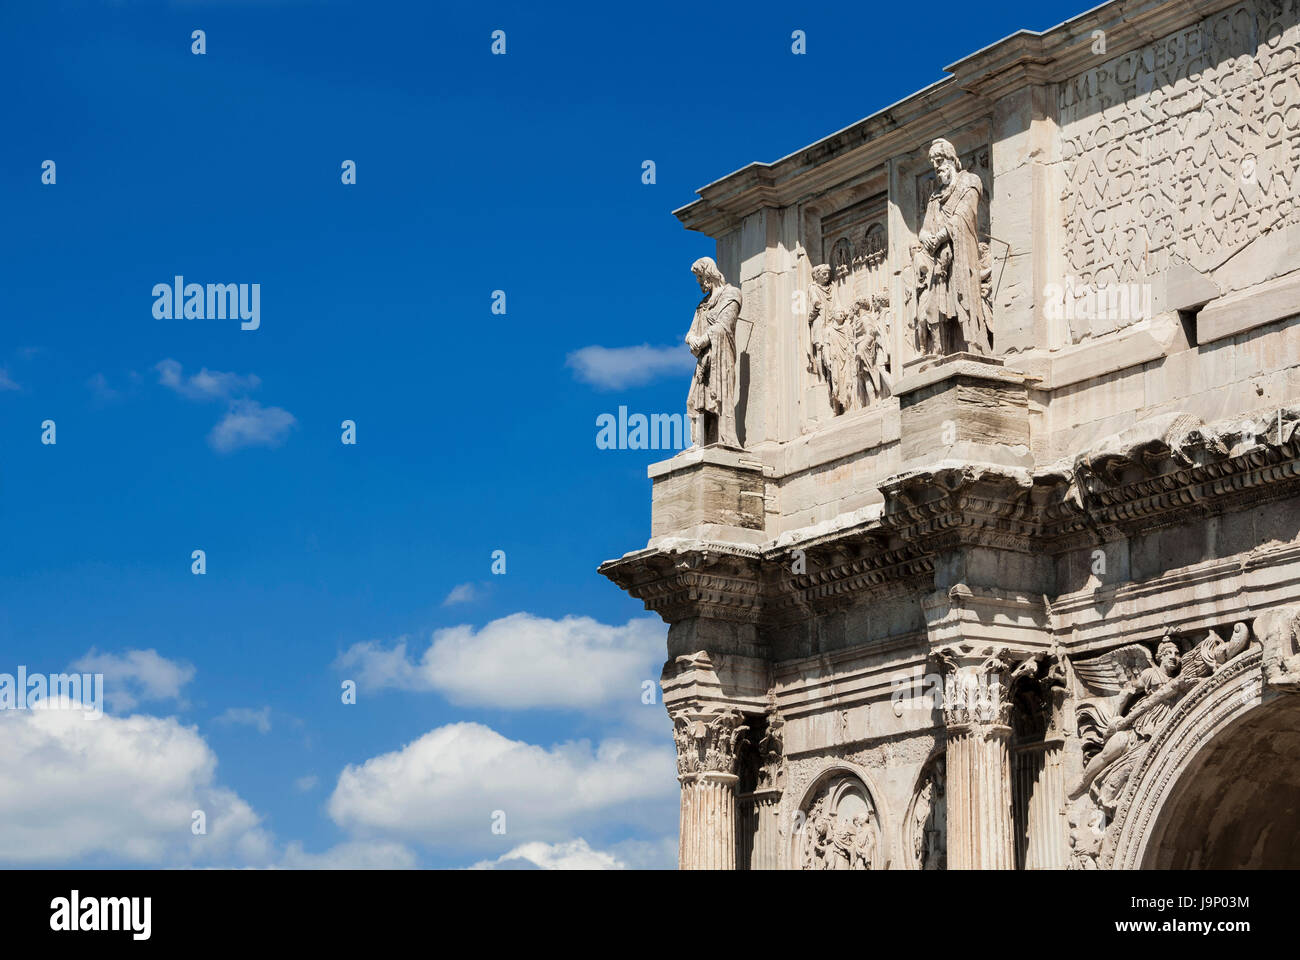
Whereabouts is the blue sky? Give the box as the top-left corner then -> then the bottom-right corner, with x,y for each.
0,0 -> 1088,868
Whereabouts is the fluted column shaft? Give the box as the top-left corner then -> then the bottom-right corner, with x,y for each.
946,722 -> 1016,869
680,773 -> 738,869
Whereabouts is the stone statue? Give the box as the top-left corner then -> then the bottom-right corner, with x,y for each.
806,263 -> 832,380
685,257 -> 742,448
915,138 -> 993,356
803,797 -> 833,869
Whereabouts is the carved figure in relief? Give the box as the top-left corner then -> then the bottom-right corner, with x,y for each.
1067,807 -> 1105,870
912,759 -> 946,870
806,263 -> 833,381
799,775 -> 879,870
806,278 -> 892,414
822,308 -> 858,414
853,295 -> 892,406
803,796 -> 834,870
685,257 -> 742,448
756,697 -> 785,790
848,813 -> 876,869
1255,607 -> 1300,691
915,138 -> 993,356
1069,623 -> 1251,812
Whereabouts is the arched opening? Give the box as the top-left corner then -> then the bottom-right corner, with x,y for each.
1144,695 -> 1300,868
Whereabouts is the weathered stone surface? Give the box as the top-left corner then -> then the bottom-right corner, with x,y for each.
603,0 -> 1300,869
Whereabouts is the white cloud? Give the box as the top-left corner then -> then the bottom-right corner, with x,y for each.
0,703 -> 273,866
566,344 -> 694,390
70,648 -> 195,713
155,358 -> 260,401
327,722 -> 675,855
208,399 -> 296,453
470,838 -> 625,870
214,706 -> 272,734
442,583 -> 478,606
335,613 -> 665,710
294,774 -> 319,792
154,359 -> 294,453
86,372 -> 119,401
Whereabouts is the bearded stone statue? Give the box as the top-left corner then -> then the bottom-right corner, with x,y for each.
685,257 -> 743,448
916,138 -> 993,356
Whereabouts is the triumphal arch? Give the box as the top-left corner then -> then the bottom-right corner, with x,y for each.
601,0 -> 1300,869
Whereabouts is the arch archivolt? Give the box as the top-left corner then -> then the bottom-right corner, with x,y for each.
1105,649 -> 1268,868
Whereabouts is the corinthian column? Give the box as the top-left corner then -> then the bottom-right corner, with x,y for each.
937,644 -> 1016,870
672,706 -> 748,870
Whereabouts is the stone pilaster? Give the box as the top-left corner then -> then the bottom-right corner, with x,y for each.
1014,742 -> 1067,869
738,789 -> 782,870
672,706 -> 748,870
937,644 -> 1016,870
1015,678 -> 1069,869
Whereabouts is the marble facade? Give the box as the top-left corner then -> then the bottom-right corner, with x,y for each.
602,0 -> 1300,869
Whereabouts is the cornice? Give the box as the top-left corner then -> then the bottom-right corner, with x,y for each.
601,410 -> 1300,627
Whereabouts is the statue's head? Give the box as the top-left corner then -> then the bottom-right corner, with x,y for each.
928,138 -> 961,188
1156,640 -> 1181,673
691,256 -> 726,293
812,263 -> 831,285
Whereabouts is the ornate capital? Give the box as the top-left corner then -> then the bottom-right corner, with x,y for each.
934,643 -> 1013,728
671,705 -> 749,779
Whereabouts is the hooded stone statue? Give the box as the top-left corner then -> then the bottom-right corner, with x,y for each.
917,138 -> 992,355
685,256 -> 742,448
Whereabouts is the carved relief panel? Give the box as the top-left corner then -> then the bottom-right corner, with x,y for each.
796,771 -> 881,870
908,755 -> 946,870
801,194 -> 894,419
